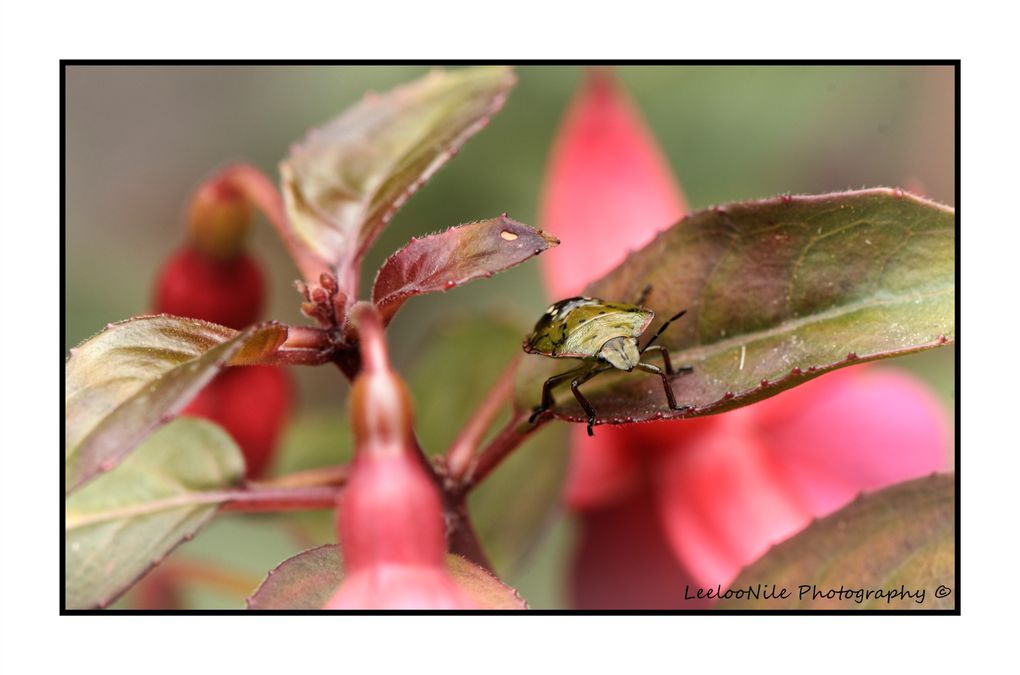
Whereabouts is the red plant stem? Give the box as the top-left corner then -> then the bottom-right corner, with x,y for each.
444,499 -> 495,572
219,485 -> 341,513
260,325 -> 335,366
221,163 -> 327,284
445,355 -> 520,481
283,325 -> 333,350
246,464 -> 350,489
269,348 -> 333,366
459,411 -> 543,491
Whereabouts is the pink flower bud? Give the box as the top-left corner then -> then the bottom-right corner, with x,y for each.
325,303 -> 475,609
539,68 -> 688,298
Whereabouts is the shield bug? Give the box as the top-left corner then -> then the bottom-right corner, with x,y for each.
523,287 -> 693,435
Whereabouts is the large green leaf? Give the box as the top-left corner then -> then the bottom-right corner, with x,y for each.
408,317 -> 569,573
717,474 -> 955,610
280,66 -> 516,273
65,418 -> 245,609
517,189 -> 955,427
65,316 -> 286,493
246,544 -> 526,610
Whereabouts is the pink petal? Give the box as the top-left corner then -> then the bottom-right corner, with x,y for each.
653,413 -> 813,587
563,425 -> 645,511
754,365 -> 950,516
653,366 -> 949,588
565,417 -> 718,511
539,68 -> 687,298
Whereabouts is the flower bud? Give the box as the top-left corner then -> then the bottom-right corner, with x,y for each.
325,303 -> 475,609
182,365 -> 292,479
153,170 -> 290,479
154,246 -> 265,330
186,173 -> 252,260
539,67 -> 687,298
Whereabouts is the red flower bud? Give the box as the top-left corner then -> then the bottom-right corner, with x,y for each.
153,245 -> 289,479
186,174 -> 252,260
153,246 -> 265,331
153,174 -> 291,479
325,303 -> 475,609
182,365 -> 292,479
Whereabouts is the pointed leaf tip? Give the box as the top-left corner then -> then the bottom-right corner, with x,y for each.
372,216 -> 557,325
280,66 -> 517,289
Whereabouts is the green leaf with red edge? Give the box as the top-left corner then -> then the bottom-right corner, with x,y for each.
65,315 -> 287,493
516,189 -> 955,428
280,66 -> 516,277
246,544 -> 527,610
372,216 -> 559,325
66,418 -> 245,610
717,474 -> 955,610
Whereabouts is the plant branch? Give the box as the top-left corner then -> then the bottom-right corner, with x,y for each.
220,485 -> 341,513
456,410 -> 544,493
264,325 -> 337,367
444,498 -> 495,573
246,464 -> 350,489
445,355 -> 520,481
221,163 -> 327,284
282,325 -> 333,350
269,348 -> 334,366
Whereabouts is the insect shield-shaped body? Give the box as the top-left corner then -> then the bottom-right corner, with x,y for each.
523,296 -> 693,436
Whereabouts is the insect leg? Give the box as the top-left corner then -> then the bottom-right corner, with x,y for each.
636,361 -> 692,413
530,364 -> 589,424
570,365 -> 612,436
640,344 -> 694,378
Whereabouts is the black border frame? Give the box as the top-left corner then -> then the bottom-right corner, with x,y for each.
61,60 -> 961,616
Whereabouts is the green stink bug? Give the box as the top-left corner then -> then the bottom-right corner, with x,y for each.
523,287 -> 692,435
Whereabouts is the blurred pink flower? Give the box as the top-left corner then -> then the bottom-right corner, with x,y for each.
538,69 -> 949,609
325,304 -> 475,610
540,67 -> 688,298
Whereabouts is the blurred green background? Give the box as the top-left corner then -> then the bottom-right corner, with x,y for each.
64,65 -> 955,609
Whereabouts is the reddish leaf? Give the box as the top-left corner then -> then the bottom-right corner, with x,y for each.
247,544 -> 527,610
372,215 -> 559,324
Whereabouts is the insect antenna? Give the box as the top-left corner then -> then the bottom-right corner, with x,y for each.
641,309 -> 687,351
635,284 -> 653,307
